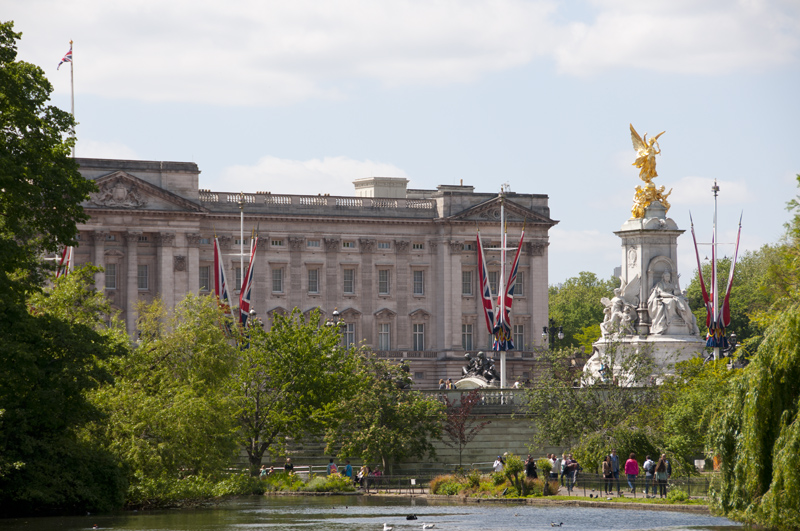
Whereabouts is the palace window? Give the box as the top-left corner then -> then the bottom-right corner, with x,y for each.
413,270 -> 425,296
271,239 -> 284,247
307,240 -> 320,248
462,270 -> 473,296
514,324 -> 525,349
488,271 -> 498,295
343,268 -> 356,294
105,263 -> 117,290
344,322 -> 356,347
412,323 -> 425,351
412,242 -> 424,250
342,241 -> 354,249
377,241 -> 391,250
378,323 -> 391,350
308,269 -> 319,293
137,264 -> 149,290
199,266 -> 210,291
272,267 -> 284,293
378,269 -> 390,295
462,323 -> 473,351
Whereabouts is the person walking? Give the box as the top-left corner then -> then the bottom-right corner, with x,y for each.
655,455 -> 669,498
559,452 -> 568,486
438,379 -> 446,390
525,455 -> 538,479
602,455 -> 613,495
624,453 -> 639,494
609,449 -> 620,493
493,455 -> 505,473
643,455 -> 655,497
550,454 -> 560,481
564,454 -> 579,494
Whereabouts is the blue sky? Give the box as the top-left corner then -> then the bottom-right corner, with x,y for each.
7,0 -> 800,284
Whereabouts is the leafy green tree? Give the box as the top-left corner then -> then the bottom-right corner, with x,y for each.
323,357 -> 445,473
0,21 -> 94,300
90,295 -> 239,498
708,176 -> 800,529
0,267 -> 128,515
230,309 -> 363,475
549,272 -> 616,350
521,344 -> 663,472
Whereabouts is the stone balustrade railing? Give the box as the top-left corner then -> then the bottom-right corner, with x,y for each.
197,190 -> 437,214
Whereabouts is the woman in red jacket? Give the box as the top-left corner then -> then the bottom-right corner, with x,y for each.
624,453 -> 639,493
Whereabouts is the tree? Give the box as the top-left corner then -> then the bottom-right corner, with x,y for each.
708,176 -> 800,529
230,309 -> 363,475
0,267 -> 128,515
323,357 -> 445,473
684,248 -> 776,346
549,272 -> 616,350
441,389 -> 491,471
521,344 -> 663,472
90,295 -> 239,495
0,21 -> 94,300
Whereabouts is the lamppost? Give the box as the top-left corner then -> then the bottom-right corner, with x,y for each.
542,318 -> 564,348
325,308 -> 348,345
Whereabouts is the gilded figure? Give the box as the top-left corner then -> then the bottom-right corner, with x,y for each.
630,124 -> 665,183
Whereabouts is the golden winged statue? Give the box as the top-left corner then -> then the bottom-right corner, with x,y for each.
630,124 -> 665,183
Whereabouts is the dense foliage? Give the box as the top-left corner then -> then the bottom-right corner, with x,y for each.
323,357 -> 445,473
548,272 -> 616,350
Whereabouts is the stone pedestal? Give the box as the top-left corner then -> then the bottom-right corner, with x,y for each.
588,201 -> 706,381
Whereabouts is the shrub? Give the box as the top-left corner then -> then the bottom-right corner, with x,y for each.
438,482 -> 462,496
301,473 -> 355,493
262,471 -> 304,492
466,469 -> 482,489
127,474 -> 215,508
525,478 -> 545,496
212,471 -> 265,496
429,475 -> 451,494
491,472 -> 506,486
537,458 -> 553,477
667,488 -> 689,503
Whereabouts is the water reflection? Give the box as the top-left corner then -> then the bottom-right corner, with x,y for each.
0,495 -> 742,530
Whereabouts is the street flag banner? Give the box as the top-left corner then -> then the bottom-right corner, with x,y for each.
493,229 -> 524,351
720,214 -> 743,329
55,246 -> 73,278
477,231 -> 495,335
58,44 -> 72,70
239,232 -> 259,326
690,213 -> 712,328
213,237 -> 235,321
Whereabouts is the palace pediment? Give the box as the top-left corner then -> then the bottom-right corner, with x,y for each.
447,196 -> 557,226
84,171 -> 206,213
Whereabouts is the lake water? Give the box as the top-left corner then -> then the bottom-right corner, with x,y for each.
0,495 -> 742,530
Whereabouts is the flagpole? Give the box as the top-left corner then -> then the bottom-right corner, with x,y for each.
69,40 -> 74,118
712,180 -> 719,361
499,189 -> 507,388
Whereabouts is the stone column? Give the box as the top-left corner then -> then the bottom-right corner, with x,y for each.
359,238 -> 376,346
446,241 -> 462,350
186,234 -> 202,296
289,237 -> 305,311
124,231 -> 142,337
394,240 -> 410,349
90,230 -> 108,291
156,233 -> 176,312
324,237 -> 340,312
526,240 -> 548,347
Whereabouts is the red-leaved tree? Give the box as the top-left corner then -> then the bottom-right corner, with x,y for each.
441,389 -> 491,470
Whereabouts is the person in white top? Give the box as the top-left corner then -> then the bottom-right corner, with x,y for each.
493,456 -> 505,472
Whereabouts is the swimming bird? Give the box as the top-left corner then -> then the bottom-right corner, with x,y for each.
551,523 -> 563,527
407,514 -> 418,520
383,525 -> 393,531
422,525 -> 436,529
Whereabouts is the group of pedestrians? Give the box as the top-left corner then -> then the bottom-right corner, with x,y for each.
438,378 -> 455,389
600,449 -> 671,497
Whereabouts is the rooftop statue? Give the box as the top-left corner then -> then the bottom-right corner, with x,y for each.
629,124 -> 671,218
630,124 -> 664,184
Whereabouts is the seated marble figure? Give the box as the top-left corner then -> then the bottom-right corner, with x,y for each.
647,271 -> 699,335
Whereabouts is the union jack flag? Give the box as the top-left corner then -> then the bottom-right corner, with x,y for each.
55,246 -> 73,278
239,233 -> 259,326
58,44 -> 72,70
214,237 -> 233,316
494,230 -> 524,351
477,231 -> 495,336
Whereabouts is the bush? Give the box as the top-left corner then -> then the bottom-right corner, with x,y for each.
667,488 -> 689,503
491,472 -> 506,486
525,478 -> 545,496
430,474 -> 464,495
466,469 -> 482,489
438,482 -> 463,496
262,471 -> 304,492
212,471 -> 265,496
537,458 -> 553,477
127,474 -> 216,508
429,475 -> 450,494
301,473 -> 355,493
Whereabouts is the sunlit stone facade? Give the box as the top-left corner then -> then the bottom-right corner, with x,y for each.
74,158 -> 558,388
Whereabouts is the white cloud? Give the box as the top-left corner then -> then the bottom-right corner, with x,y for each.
210,155 -> 409,195
554,0 -> 800,75
8,0 -> 798,106
76,139 -> 138,160
668,176 -> 751,208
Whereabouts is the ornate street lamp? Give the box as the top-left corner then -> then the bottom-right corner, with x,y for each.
541,318 -> 564,347
325,308 -> 348,344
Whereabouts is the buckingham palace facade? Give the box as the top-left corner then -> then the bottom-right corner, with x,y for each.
73,158 -> 558,388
